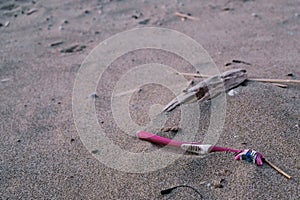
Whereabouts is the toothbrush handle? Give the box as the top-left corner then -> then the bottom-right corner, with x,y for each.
136,131 -> 184,147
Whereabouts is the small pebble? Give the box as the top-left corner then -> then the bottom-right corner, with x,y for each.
90,92 -> 99,98
228,89 -> 238,96
91,149 -> 99,154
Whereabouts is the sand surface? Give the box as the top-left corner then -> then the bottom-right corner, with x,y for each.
1,0 -> 299,199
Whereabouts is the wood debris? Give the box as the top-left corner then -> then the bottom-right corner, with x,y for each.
175,12 -> 199,21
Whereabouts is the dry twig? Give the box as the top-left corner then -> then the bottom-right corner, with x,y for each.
174,12 -> 199,21
263,158 -> 292,179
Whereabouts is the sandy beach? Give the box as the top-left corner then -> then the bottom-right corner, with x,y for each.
1,0 -> 299,199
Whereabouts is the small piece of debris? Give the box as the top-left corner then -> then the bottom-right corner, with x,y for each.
161,185 -> 202,198
132,15 -> 138,19
161,125 -> 179,132
132,11 -> 143,19
161,127 -> 171,132
90,92 -> 99,98
26,8 -> 38,15
70,138 -> 75,143
49,41 -> 64,47
175,12 -> 199,21
60,45 -> 87,53
287,73 -> 294,77
17,139 -> 21,143
272,83 -> 288,88
84,10 -> 90,14
222,7 -> 234,11
170,126 -> 179,132
91,149 -> 99,154
225,62 -> 232,66
4,21 -> 10,27
138,19 -> 150,25
228,89 -> 238,96
232,59 -> 251,65
241,142 -> 247,145
1,78 -> 11,82
213,179 -> 225,188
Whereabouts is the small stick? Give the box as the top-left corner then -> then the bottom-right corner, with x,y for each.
175,72 -> 300,84
263,158 -> 292,179
248,78 -> 300,84
174,12 -> 199,21
174,72 -> 210,78
272,83 -> 288,88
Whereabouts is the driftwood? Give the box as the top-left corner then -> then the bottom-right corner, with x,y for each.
176,72 -> 300,84
163,69 -> 247,112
